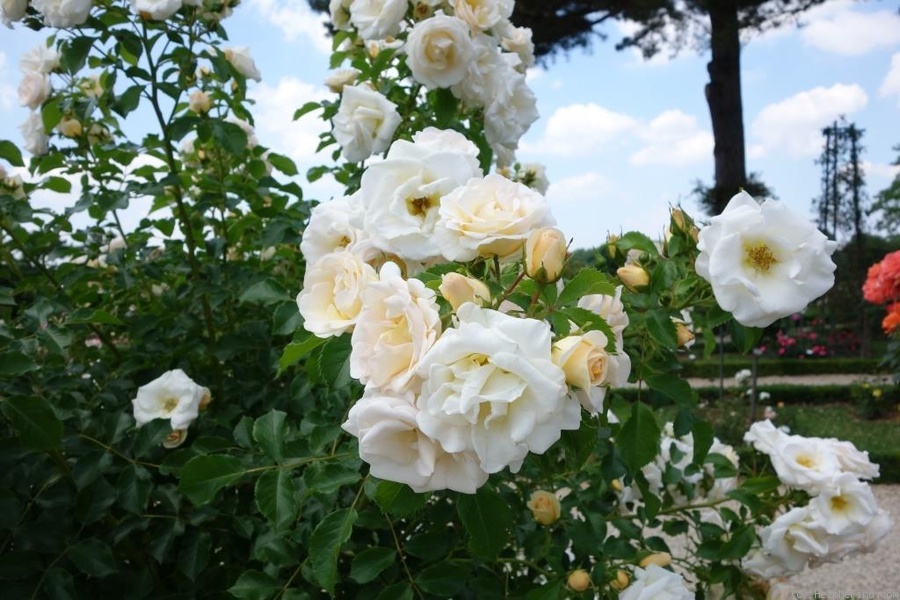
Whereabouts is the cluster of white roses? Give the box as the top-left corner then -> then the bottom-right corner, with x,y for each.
742,420 -> 892,578
328,0 -> 537,165
617,422 -> 740,509
16,44 -> 59,156
296,126 -> 631,493
131,369 -> 211,448
2,0 -> 90,28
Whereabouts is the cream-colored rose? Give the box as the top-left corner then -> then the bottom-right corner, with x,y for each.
329,0 -> 352,29
673,319 -> 694,347
87,123 -> 111,145
56,116 -> 82,138
497,21 -> 535,69
1,0 -> 28,25
131,369 -> 210,431
438,272 -> 491,311
31,0 -> 92,27
525,227 -> 567,284
405,13 -> 475,89
296,249 -> 378,338
348,0 -> 407,41
527,490 -> 561,525
20,112 -> 50,156
131,0 -> 182,20
324,68 -> 360,93
20,44 -> 60,74
332,84 -> 401,162
223,46 -> 261,82
79,74 -> 103,98
451,0 -> 512,31
617,264 -> 649,291
566,569 -> 590,592
552,330 -> 611,391
18,72 -> 51,110
189,89 -> 211,114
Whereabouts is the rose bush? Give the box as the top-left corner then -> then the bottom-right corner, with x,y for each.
0,0 -> 892,599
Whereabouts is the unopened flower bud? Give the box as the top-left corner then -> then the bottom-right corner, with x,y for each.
324,68 -> 359,93
639,552 -> 671,568
527,490 -> 560,526
87,123 -> 111,145
567,569 -> 591,592
616,264 -> 649,291
439,272 -> 491,311
673,319 -> 694,347
189,90 -> 211,114
610,478 -> 623,492
163,428 -> 188,448
606,233 -> 619,260
57,116 -> 82,138
671,208 -> 687,232
525,227 -> 567,284
611,569 -> 629,590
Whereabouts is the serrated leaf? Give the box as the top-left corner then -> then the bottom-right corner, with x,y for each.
310,508 -> 358,596
178,455 -> 245,505
211,120 -> 248,155
253,410 -> 288,463
178,531 -> 211,582
414,562 -> 468,596
229,569 -> 280,600
350,547 -> 395,584
67,538 -> 116,578
255,470 -> 297,531
317,336 -> 352,388
457,488 -> 513,560
116,85 -> 143,117
557,307 -> 616,350
1,396 -> 62,451
645,309 -> 678,348
278,333 -> 327,373
272,302 -> 303,336
557,268 -> 617,306
616,231 -> 659,255
618,402 -> 660,473
372,480 -> 429,516
117,464 -> 152,514
645,374 -> 695,406
240,279 -> 293,305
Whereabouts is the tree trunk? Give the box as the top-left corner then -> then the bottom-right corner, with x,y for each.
705,1 -> 747,215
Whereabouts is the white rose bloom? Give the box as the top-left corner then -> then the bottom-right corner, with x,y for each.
619,564 -> 693,600
18,72 -> 51,110
451,34 -> 507,106
297,249 -> 378,338
300,194 -> 367,265
131,0 -> 181,19
483,65 -> 539,161
31,0 -> 92,27
20,112 -> 50,156
405,13 -> 475,89
329,0 -> 352,30
350,261 -> 442,392
359,128 -> 482,261
770,435 -> 842,492
324,68 -> 360,93
695,191 -> 837,328
552,330 -> 632,414
415,303 -> 577,475
577,286 -> 629,344
759,506 -> 829,574
829,438 -> 880,480
820,508 -> 892,562
497,22 -> 535,69
741,548 -> 794,580
131,369 -> 210,431
223,46 -> 262,82
348,0 -> 406,41
2,0 -> 28,25
743,418 -> 785,455
809,473 -> 878,535
451,0 -> 512,31
225,115 -> 259,148
435,173 -> 555,262
20,44 -> 61,74
332,84 -> 401,163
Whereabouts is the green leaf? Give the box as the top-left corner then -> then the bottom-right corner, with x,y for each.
229,570 -> 281,600
309,508 -> 358,596
739,475 -> 781,495
618,402 -> 660,473
178,531 -> 211,582
350,547 -> 395,584
178,455 -> 245,505
272,302 -> 303,336
557,307 -> 616,348
68,308 -> 124,326
117,464 -> 152,514
266,152 -> 298,176
457,487 -> 513,560
41,100 -> 62,131
0,351 -> 38,376
731,321 -> 764,353
645,374 -> 695,406
293,101 -> 322,120
240,279 -> 293,305
372,480 -> 429,516
433,88 -> 459,129
61,37 -> 94,74
67,538 -> 116,578
0,140 -> 24,167
526,579 -> 564,600
317,336 -> 352,389
211,120 -> 248,155
557,268 -> 617,306
616,231 -> 659,255
645,309 -> 678,348
253,410 -> 288,463
279,333 -> 326,373
116,85 -> 143,117
691,419 -> 714,465
375,583 -> 413,600
42,176 -> 72,193
254,470 -> 297,532
1,396 -> 63,451
414,562 -> 468,596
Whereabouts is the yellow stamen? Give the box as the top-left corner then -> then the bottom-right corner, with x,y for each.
162,397 -> 178,413
831,495 -> 849,512
406,196 -> 436,218
744,242 -> 778,273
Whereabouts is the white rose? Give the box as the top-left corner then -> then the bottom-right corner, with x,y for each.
131,0 -> 182,20
483,65 -> 539,161
759,506 -> 828,574
451,0 -> 512,31
415,303 -> 578,474
695,191 -> 837,328
131,369 -> 210,431
770,435 -> 843,492
20,112 -> 50,156
350,261 -> 442,392
1,0 -> 28,25
300,194 -> 367,265
553,331 -> 631,414
329,0 -> 352,30
435,173 -> 555,262
577,286 -> 629,344
18,72 -> 51,110
324,68 -> 360,93
348,0 -> 406,41
223,46 -> 262,82
297,249 -> 378,338
820,508 -> 892,562
438,273 -> 490,311
809,473 -> 878,535
359,128 -> 482,261
619,564 -> 693,600
31,0 -> 92,27
20,44 -> 61,74
497,22 -> 535,69
332,84 -> 401,163
405,13 -> 475,89
829,438 -> 880,480
743,418 -> 785,455
451,34 -> 506,106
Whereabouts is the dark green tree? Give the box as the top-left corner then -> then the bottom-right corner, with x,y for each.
509,0 -> 828,215
871,145 -> 900,238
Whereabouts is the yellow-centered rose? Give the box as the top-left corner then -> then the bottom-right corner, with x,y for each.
525,227 -> 567,284
552,331 -> 610,390
527,490 -> 560,525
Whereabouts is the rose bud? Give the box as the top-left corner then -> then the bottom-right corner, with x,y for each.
527,490 -> 561,526
567,569 -> 591,592
525,227 -> 567,284
616,264 -> 649,291
639,552 -> 672,568
439,272 -> 491,311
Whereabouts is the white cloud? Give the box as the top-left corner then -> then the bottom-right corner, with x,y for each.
614,18 -> 705,66
246,0 -> 332,54
799,1 -> 900,56
629,109 -> 713,166
864,160 -> 900,182
0,51 -> 16,113
880,52 -> 900,107
526,103 -> 637,155
546,172 -> 611,205
751,84 -> 868,158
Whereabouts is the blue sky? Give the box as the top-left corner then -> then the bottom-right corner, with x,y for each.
1,0 -> 899,249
